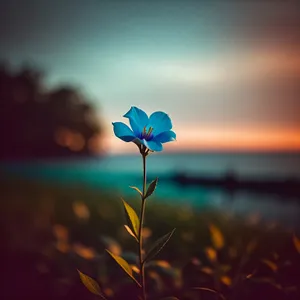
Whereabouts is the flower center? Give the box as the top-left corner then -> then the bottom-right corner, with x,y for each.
141,126 -> 154,140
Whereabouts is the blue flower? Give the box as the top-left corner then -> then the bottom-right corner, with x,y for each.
112,107 -> 176,152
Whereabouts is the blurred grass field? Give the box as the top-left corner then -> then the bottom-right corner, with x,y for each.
1,172 -> 300,300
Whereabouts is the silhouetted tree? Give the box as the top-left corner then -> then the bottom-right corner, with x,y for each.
0,63 -> 103,160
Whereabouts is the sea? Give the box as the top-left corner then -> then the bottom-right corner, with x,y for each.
2,152 -> 300,226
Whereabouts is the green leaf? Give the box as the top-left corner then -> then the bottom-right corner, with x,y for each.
129,186 -> 143,197
144,228 -> 175,262
106,250 -> 141,287
145,178 -> 158,199
122,199 -> 140,239
77,270 -> 106,298
124,225 -> 139,242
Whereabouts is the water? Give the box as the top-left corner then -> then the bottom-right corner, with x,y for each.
2,152 -> 300,225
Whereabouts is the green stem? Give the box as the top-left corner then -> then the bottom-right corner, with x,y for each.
138,151 -> 147,300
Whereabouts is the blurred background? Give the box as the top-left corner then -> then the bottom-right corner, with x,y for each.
0,1 -> 300,300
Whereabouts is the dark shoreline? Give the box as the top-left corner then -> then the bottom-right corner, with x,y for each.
149,172 -> 300,199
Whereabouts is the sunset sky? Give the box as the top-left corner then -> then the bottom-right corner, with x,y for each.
1,0 -> 299,153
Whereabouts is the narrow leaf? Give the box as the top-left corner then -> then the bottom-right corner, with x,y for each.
145,178 -> 158,199
124,225 -> 138,242
193,287 -> 226,300
205,247 -> 217,263
106,250 -> 141,287
209,224 -> 224,250
77,270 -> 105,298
293,233 -> 300,254
250,277 -> 282,290
220,275 -> 232,286
261,259 -> 278,272
129,186 -> 143,197
144,228 -> 175,262
122,199 -> 140,239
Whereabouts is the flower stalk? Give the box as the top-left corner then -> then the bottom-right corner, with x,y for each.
138,147 -> 148,300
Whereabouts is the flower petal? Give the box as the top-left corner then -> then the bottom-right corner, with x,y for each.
149,111 -> 172,135
112,122 -> 136,142
143,139 -> 163,152
123,106 -> 149,136
154,130 -> 176,143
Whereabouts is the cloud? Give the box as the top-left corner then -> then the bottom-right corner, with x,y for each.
136,46 -> 300,88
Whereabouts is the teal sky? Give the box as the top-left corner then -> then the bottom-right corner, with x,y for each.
1,0 -> 299,152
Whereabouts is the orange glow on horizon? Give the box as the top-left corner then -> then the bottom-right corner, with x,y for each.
172,127 -> 300,152
104,127 -> 300,154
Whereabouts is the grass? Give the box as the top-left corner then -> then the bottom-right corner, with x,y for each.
0,172 -> 299,300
